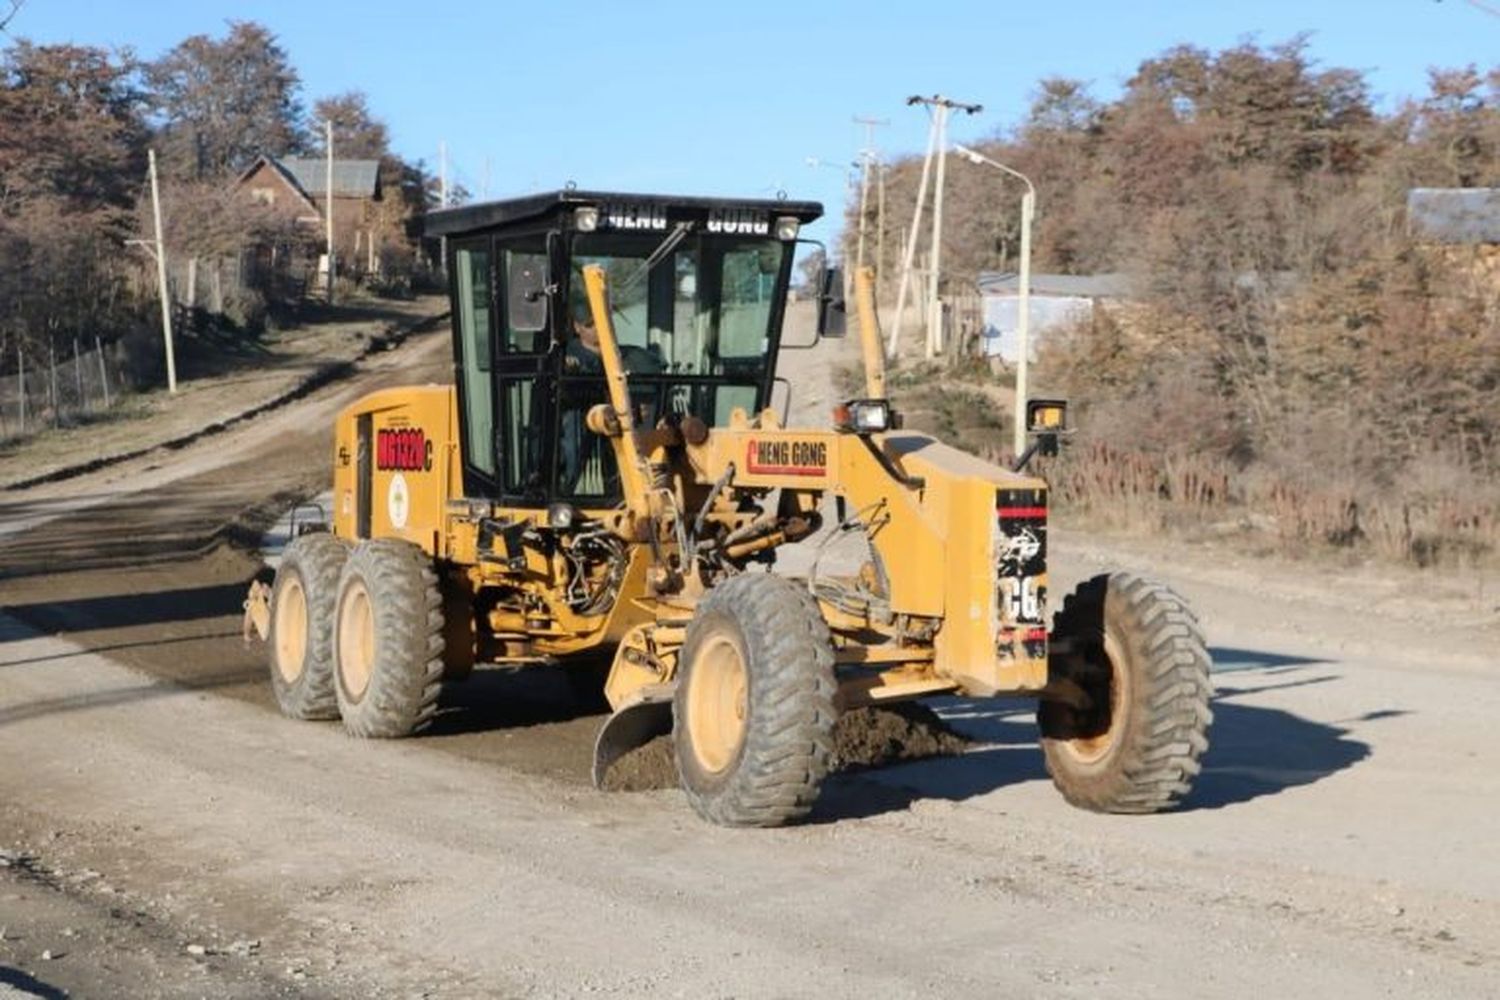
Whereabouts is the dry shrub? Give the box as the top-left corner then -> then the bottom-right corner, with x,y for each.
1041,444 -> 1234,535
1031,247 -> 1500,567
866,39 -> 1500,569
1042,436 -> 1498,568
1252,449 -> 1499,566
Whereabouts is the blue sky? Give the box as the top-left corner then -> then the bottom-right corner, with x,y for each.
11,0 -> 1500,242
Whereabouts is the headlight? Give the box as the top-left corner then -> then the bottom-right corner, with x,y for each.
775,215 -> 800,241
1025,398 -> 1068,433
832,399 -> 891,434
575,206 -> 599,232
546,502 -> 578,530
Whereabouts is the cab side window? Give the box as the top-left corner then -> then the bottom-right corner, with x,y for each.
454,243 -> 497,480
493,235 -> 552,501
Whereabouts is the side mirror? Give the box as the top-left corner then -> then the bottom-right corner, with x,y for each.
817,265 -> 847,338
507,254 -> 548,333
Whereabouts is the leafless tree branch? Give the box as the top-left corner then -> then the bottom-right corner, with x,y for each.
0,0 -> 28,37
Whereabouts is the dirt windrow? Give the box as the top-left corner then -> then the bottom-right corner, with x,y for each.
599,702 -> 971,792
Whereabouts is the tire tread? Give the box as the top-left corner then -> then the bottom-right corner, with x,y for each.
674,574 -> 837,828
268,533 -> 348,721
335,539 -> 445,738
1038,572 -> 1213,813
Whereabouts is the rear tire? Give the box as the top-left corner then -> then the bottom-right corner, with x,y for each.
1038,572 -> 1213,813
674,574 -> 837,827
333,539 -> 445,738
267,533 -> 347,721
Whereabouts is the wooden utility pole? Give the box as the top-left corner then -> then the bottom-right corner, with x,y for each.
890,120 -> 938,359
438,140 -> 449,272
876,162 -> 887,295
325,119 -> 335,303
914,95 -> 982,358
927,107 -> 949,359
147,148 -> 177,393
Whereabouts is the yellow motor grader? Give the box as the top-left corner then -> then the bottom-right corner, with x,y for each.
246,190 -> 1212,826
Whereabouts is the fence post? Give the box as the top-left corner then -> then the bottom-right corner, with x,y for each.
186,256 -> 198,311
211,259 -> 224,314
48,340 -> 58,427
16,343 -> 24,434
74,337 -> 84,412
95,335 -> 111,409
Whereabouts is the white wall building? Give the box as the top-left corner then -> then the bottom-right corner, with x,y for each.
976,272 -> 1133,362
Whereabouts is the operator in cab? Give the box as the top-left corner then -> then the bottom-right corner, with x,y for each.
559,273 -> 663,495
563,278 -> 663,377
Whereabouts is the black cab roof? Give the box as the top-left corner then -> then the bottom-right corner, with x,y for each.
423,188 -> 823,238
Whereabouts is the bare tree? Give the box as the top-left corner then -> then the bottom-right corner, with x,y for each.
147,21 -> 306,179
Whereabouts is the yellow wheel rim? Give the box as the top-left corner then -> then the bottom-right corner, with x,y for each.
685,633 -> 749,775
338,579 -> 376,700
1062,631 -> 1129,765
273,576 -> 308,683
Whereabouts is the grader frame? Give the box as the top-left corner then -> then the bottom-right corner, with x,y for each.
249,189 -> 1214,827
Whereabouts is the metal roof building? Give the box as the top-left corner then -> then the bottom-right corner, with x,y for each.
976,272 -> 1135,298
278,157 -> 382,199
974,272 -> 1134,363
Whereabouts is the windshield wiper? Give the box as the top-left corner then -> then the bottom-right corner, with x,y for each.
617,221 -> 693,297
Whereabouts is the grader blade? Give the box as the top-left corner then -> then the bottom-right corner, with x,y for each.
591,688 -> 675,789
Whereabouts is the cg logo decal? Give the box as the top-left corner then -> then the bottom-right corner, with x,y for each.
387,472 -> 410,529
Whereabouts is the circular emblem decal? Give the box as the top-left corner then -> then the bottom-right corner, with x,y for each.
387,473 -> 410,529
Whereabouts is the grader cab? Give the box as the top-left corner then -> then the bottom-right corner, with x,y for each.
247,189 -> 1213,826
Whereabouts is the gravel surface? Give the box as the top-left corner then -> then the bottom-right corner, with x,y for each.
1,303 -> 1496,998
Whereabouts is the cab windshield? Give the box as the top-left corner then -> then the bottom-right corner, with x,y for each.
555,231 -> 788,500
568,231 -> 784,382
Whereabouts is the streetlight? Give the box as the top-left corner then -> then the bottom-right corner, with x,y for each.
953,143 -> 1035,459
806,157 -> 859,299
804,156 -> 857,173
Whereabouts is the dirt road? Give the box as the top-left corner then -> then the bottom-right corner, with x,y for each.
1,312 -> 1498,998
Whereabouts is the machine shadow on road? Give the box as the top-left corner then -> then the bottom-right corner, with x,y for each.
0,576 -> 268,726
0,630 -> 242,668
0,966 -> 66,1000
426,666 -> 610,736
1191,690 -> 1385,811
0,667 -> 263,729
811,648 -> 1385,823
0,582 -> 250,639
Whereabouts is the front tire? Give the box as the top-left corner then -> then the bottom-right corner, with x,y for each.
674,574 -> 837,827
333,539 -> 445,738
1039,572 -> 1213,813
267,533 -> 347,720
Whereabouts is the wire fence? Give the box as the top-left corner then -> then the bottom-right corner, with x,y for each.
0,337 -> 130,444
0,254 -> 260,445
